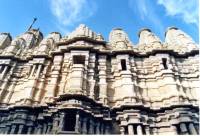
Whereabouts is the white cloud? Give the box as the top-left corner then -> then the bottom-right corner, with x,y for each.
158,0 -> 199,26
50,0 -> 97,34
128,0 -> 165,37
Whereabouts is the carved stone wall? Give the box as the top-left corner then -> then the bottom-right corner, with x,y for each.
0,24 -> 199,134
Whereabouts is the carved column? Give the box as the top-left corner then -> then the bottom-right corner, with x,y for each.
98,55 -> 107,105
194,124 -> 199,134
95,122 -> 100,134
188,123 -> 197,134
36,64 -> 43,78
52,115 -> 59,134
37,123 -> 43,134
82,118 -> 88,134
30,65 -> 36,77
10,125 -> 17,134
0,128 -> 2,134
120,126 -> 125,135
180,123 -> 189,134
145,126 -> 150,135
105,124 -> 110,134
128,124 -> 134,135
27,126 -> 33,134
0,64 -> 14,103
88,54 -> 96,99
75,112 -> 80,133
69,64 -> 85,94
42,123 -> 47,134
100,122 -> 104,134
5,126 -> 10,134
2,81 -> 16,103
59,53 -> 70,95
152,127 -> 158,135
0,65 -> 8,79
44,55 -> 63,103
17,125 -> 24,134
137,124 -> 143,135
46,123 -> 52,134
89,119 -> 94,134
58,112 -> 65,132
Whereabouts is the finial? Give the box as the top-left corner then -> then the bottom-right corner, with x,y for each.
27,18 -> 37,31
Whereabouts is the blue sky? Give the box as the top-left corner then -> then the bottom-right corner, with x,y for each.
0,0 -> 199,43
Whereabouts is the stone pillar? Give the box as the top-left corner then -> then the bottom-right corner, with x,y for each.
58,112 -> 65,132
5,126 -> 10,134
44,55 -> 63,102
100,123 -> 104,134
42,123 -> 47,134
0,128 -> 2,134
152,128 -> 158,135
194,124 -> 199,134
82,118 -> 88,134
145,126 -> 150,135
69,64 -> 85,94
0,128 -> 3,134
52,118 -> 58,134
95,122 -> 100,134
30,65 -> 36,77
10,125 -> 17,134
89,80 -> 95,99
0,65 -> 8,79
17,125 -> 24,134
180,123 -> 189,134
36,64 -> 43,78
75,113 -> 80,133
79,118 -> 83,134
98,55 -> 108,105
89,119 -> 94,134
46,124 -> 52,134
128,124 -> 134,135
188,123 -> 197,134
27,126 -> 33,134
105,124 -> 110,134
137,124 -> 143,135
88,54 -> 96,99
37,124 -> 43,134
120,126 -> 125,135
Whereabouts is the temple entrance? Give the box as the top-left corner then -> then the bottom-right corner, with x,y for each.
63,111 -> 76,132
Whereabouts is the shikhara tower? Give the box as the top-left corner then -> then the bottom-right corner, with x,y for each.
0,24 -> 199,134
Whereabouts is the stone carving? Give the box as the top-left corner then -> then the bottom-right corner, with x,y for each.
165,27 -> 198,52
35,32 -> 61,55
3,37 -> 25,56
62,24 -> 104,42
109,28 -> 133,49
35,38 -> 53,55
0,25 -> 198,135
138,28 -> 163,52
0,33 -> 12,50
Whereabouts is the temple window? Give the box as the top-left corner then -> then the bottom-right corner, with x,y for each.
30,64 -> 44,77
0,65 -> 11,77
73,55 -> 85,65
162,58 -> 168,69
0,65 -> 5,73
121,59 -> 127,70
32,64 -> 39,77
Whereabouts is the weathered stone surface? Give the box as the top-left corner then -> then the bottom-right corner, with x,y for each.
0,25 -> 199,134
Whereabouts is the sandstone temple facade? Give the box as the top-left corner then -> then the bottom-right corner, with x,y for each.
0,24 -> 199,135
